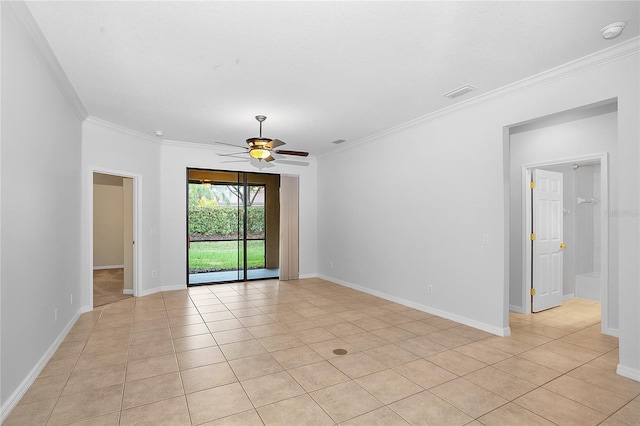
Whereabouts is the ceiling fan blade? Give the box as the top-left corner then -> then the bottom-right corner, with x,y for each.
266,139 -> 285,149
274,149 -> 309,157
214,141 -> 248,149
217,152 -> 247,158
250,158 -> 275,169
264,155 -> 276,162
277,160 -> 309,167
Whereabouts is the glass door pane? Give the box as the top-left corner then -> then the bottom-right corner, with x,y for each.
188,172 -> 244,284
187,169 -> 279,285
246,185 -> 278,280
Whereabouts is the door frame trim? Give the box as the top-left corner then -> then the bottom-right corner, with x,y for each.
521,153 -> 609,333
89,167 -> 141,304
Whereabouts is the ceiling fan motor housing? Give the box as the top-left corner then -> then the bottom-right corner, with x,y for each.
246,137 -> 271,148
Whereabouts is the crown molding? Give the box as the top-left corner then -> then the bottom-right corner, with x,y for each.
161,138 -> 222,151
6,1 -> 89,121
322,36 -> 640,159
87,119 -> 250,151
85,116 -> 160,143
86,118 -> 319,161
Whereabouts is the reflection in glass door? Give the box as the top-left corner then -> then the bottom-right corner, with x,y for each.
187,169 -> 280,285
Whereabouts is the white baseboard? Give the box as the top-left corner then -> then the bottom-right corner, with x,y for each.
563,293 -> 575,300
299,273 -> 318,279
0,307 -> 85,423
318,274 -> 510,337
123,289 -> 134,295
509,304 -> 525,314
138,284 -> 186,297
617,364 -> 640,382
605,327 -> 619,337
93,264 -> 124,270
161,284 -> 188,293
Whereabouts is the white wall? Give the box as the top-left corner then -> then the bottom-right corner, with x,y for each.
81,119 -> 162,299
82,125 -> 318,297
1,2 -> 84,411
616,48 -> 640,381
508,104 -> 617,328
318,102 -> 508,335
317,41 -> 639,378
158,142 -> 318,289
574,164 -> 601,276
93,182 -> 124,267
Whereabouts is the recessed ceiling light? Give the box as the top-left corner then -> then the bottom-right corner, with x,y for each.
601,22 -> 626,40
155,130 -> 164,137
442,85 -> 476,99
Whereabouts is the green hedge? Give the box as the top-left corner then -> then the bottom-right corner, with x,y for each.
189,205 -> 265,239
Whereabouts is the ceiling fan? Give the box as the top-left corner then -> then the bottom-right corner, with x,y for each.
216,115 -> 309,162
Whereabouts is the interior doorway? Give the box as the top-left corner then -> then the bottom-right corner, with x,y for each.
91,170 -> 138,306
522,155 -> 608,324
506,100 -> 616,336
187,169 -> 280,285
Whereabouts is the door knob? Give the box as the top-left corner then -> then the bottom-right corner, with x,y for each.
560,243 -> 566,249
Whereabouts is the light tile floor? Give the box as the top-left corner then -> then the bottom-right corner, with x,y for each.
5,278 -> 639,425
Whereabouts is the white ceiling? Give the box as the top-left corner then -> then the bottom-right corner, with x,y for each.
25,1 -> 639,157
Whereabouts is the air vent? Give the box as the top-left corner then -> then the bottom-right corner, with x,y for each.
331,139 -> 347,145
442,85 -> 476,99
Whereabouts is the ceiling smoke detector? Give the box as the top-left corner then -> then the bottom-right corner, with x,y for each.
601,22 -> 626,40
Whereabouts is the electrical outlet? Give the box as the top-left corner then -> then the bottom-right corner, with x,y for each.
427,285 -> 433,293
152,270 -> 157,278
329,262 -> 334,269
70,294 -> 73,305
54,308 -> 58,321
482,234 -> 489,245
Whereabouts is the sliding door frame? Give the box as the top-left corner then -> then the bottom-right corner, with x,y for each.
186,168 -> 280,285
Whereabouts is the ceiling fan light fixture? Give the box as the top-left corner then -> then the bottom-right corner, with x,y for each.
249,148 -> 271,160
219,115 -> 307,163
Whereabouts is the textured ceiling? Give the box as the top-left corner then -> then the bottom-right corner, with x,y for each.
25,1 -> 639,157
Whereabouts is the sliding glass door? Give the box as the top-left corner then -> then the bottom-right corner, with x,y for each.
187,169 -> 280,285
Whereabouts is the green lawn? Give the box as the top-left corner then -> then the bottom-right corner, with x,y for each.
189,240 -> 265,271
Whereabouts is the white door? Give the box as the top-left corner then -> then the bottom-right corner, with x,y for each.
532,169 -> 564,312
